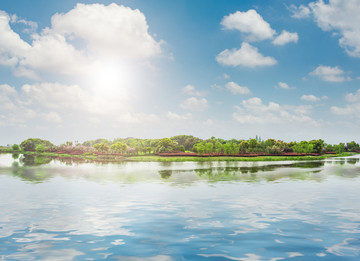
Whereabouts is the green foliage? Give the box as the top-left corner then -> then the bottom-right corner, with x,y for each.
110,142 -> 127,153
94,143 -> 110,152
12,144 -> 20,151
179,145 -> 185,152
35,144 -> 46,152
346,141 -> 359,152
309,139 -> 324,154
157,137 -> 179,152
196,143 -> 205,155
215,141 -> 223,153
205,142 -> 214,154
292,141 -> 314,154
20,138 -> 53,152
248,139 -> 258,148
334,143 -> 345,154
239,141 -> 249,152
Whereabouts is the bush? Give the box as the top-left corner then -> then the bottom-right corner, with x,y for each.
20,138 -> 53,152
12,144 -> 20,151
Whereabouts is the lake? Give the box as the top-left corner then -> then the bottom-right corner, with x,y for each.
1,154 -> 360,260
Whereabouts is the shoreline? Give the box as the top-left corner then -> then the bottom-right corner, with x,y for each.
1,151 -> 355,163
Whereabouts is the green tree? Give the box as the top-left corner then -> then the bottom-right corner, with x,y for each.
334,143 -> 345,154
223,142 -> 233,154
309,139 -> 324,154
94,143 -> 110,152
239,141 -> 249,152
196,143 -> 205,155
205,142 -> 214,154
12,144 -> 20,151
346,141 -> 359,152
20,138 -> 53,152
179,145 -> 185,152
215,141 -> 223,153
249,139 -> 258,149
110,142 -> 127,153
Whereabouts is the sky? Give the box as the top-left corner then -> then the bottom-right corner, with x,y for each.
0,0 -> 360,145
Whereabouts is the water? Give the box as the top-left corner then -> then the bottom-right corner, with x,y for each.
1,154 -> 360,260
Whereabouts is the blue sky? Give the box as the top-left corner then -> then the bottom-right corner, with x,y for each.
0,0 -> 360,145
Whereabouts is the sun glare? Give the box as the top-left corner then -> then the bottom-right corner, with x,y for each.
91,61 -> 133,97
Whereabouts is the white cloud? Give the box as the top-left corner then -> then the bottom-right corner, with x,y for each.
221,9 -> 276,42
216,42 -> 277,68
0,82 -> 155,127
180,97 -> 208,112
116,112 -> 159,124
20,33 -> 90,75
41,111 -> 62,123
182,84 -> 206,96
166,111 -> 193,120
345,89 -> 360,102
50,3 -> 161,59
272,30 -> 298,45
225,81 -> 251,95
288,4 -> 311,19
10,14 -> 38,34
309,65 -> 351,82
0,84 -> 17,110
203,119 -> 213,126
304,0 -> 360,57
0,3 -> 162,78
223,73 -> 230,79
331,89 -> 360,117
276,82 -> 296,90
301,94 -> 321,102
0,83 -> 17,95
233,97 -> 316,125
0,11 -> 31,58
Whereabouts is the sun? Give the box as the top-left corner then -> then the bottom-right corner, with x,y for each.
91,60 -> 133,97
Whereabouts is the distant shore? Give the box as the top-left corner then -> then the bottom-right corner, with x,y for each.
1,150 -> 355,163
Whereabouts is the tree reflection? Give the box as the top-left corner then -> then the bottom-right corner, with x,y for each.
20,154 -> 52,166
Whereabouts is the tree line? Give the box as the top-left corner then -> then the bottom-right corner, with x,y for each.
10,135 -> 360,155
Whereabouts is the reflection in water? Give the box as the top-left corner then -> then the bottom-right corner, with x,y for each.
159,170 -> 172,179
20,154 -> 52,166
1,154 -> 360,260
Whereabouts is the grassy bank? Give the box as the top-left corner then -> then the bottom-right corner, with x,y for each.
127,153 -> 354,162
1,148 -> 355,163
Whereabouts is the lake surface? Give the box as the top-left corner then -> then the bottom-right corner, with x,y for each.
1,154 -> 360,260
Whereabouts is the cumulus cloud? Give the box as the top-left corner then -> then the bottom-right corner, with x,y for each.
221,9 -> 276,42
0,3 -> 162,78
310,0 -> 360,57
10,14 -> 38,33
275,82 -> 296,90
301,94 -> 328,102
291,1 -> 360,57
216,42 -> 277,68
345,89 -> 360,102
331,89 -> 360,117
166,111 -> 193,120
225,81 -> 251,95
233,97 -> 316,125
41,111 -> 63,123
309,65 -> 351,82
50,3 -> 161,59
0,81 -> 158,127
182,84 -> 206,96
288,4 -> 311,19
180,97 -> 208,112
0,84 -> 17,110
272,30 -> 298,45
203,119 -> 213,126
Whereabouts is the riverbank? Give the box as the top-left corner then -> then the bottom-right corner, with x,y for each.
1,150 -> 355,162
